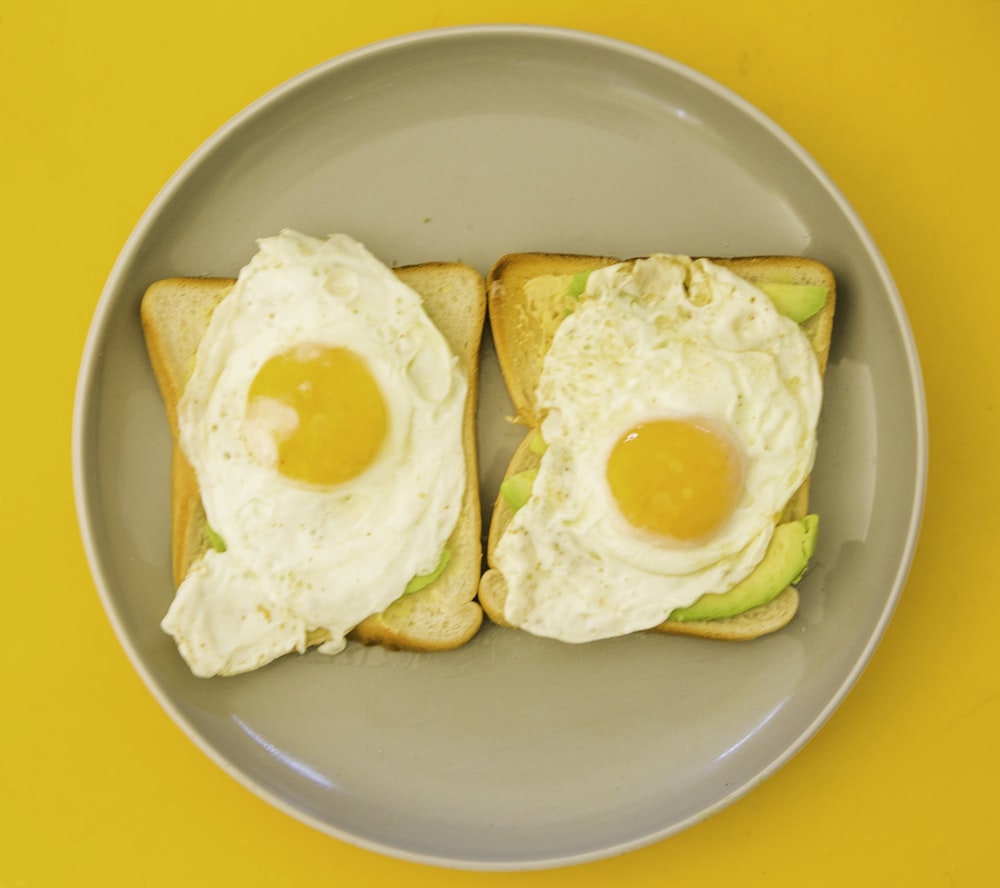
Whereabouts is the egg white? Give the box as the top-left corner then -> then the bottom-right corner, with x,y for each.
495,254 -> 822,643
161,231 -> 467,676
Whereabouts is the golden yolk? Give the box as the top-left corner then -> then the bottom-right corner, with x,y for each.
605,418 -> 744,542
243,343 -> 387,486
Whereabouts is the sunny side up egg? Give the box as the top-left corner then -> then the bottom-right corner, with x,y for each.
494,254 -> 823,643
161,231 -> 467,677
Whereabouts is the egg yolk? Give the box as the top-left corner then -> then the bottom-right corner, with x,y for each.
605,418 -> 744,542
243,344 -> 387,486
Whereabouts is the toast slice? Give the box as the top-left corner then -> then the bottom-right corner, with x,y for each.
480,252 -> 836,641
141,262 -> 486,663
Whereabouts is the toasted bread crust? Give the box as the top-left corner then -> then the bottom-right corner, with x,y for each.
141,263 -> 486,657
480,252 -> 836,641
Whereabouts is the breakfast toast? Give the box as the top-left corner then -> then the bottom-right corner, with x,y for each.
480,251 -> 836,641
141,262 -> 486,659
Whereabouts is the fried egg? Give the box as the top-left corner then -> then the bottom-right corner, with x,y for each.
494,254 -> 822,642
161,231 -> 467,676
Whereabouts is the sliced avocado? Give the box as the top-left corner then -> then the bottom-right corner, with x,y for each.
524,273 -> 577,308
566,270 -> 592,299
404,549 -> 451,595
500,469 -> 538,512
668,514 -> 818,622
758,282 -> 828,323
528,432 -> 547,455
204,522 -> 227,553
524,271 -> 594,320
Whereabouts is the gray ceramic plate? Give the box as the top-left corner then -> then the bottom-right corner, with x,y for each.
73,25 -> 926,871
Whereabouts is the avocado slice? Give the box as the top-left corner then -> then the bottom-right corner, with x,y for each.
404,549 -> 451,594
204,522 -> 227,553
524,270 -> 596,320
757,282 -> 828,323
566,270 -> 592,299
500,469 -> 538,512
668,514 -> 818,622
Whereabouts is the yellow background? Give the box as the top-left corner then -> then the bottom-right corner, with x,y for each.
3,0 -> 997,884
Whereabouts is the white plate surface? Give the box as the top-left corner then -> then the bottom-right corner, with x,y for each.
74,25 -> 926,870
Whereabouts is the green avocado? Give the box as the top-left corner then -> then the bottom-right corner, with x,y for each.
566,270 -> 592,299
500,469 -> 538,512
404,549 -> 451,595
758,282 -> 828,323
668,514 -> 818,622
204,522 -> 227,553
524,270 -> 596,319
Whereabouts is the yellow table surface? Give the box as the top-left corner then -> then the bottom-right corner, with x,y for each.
4,0 -> 997,884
